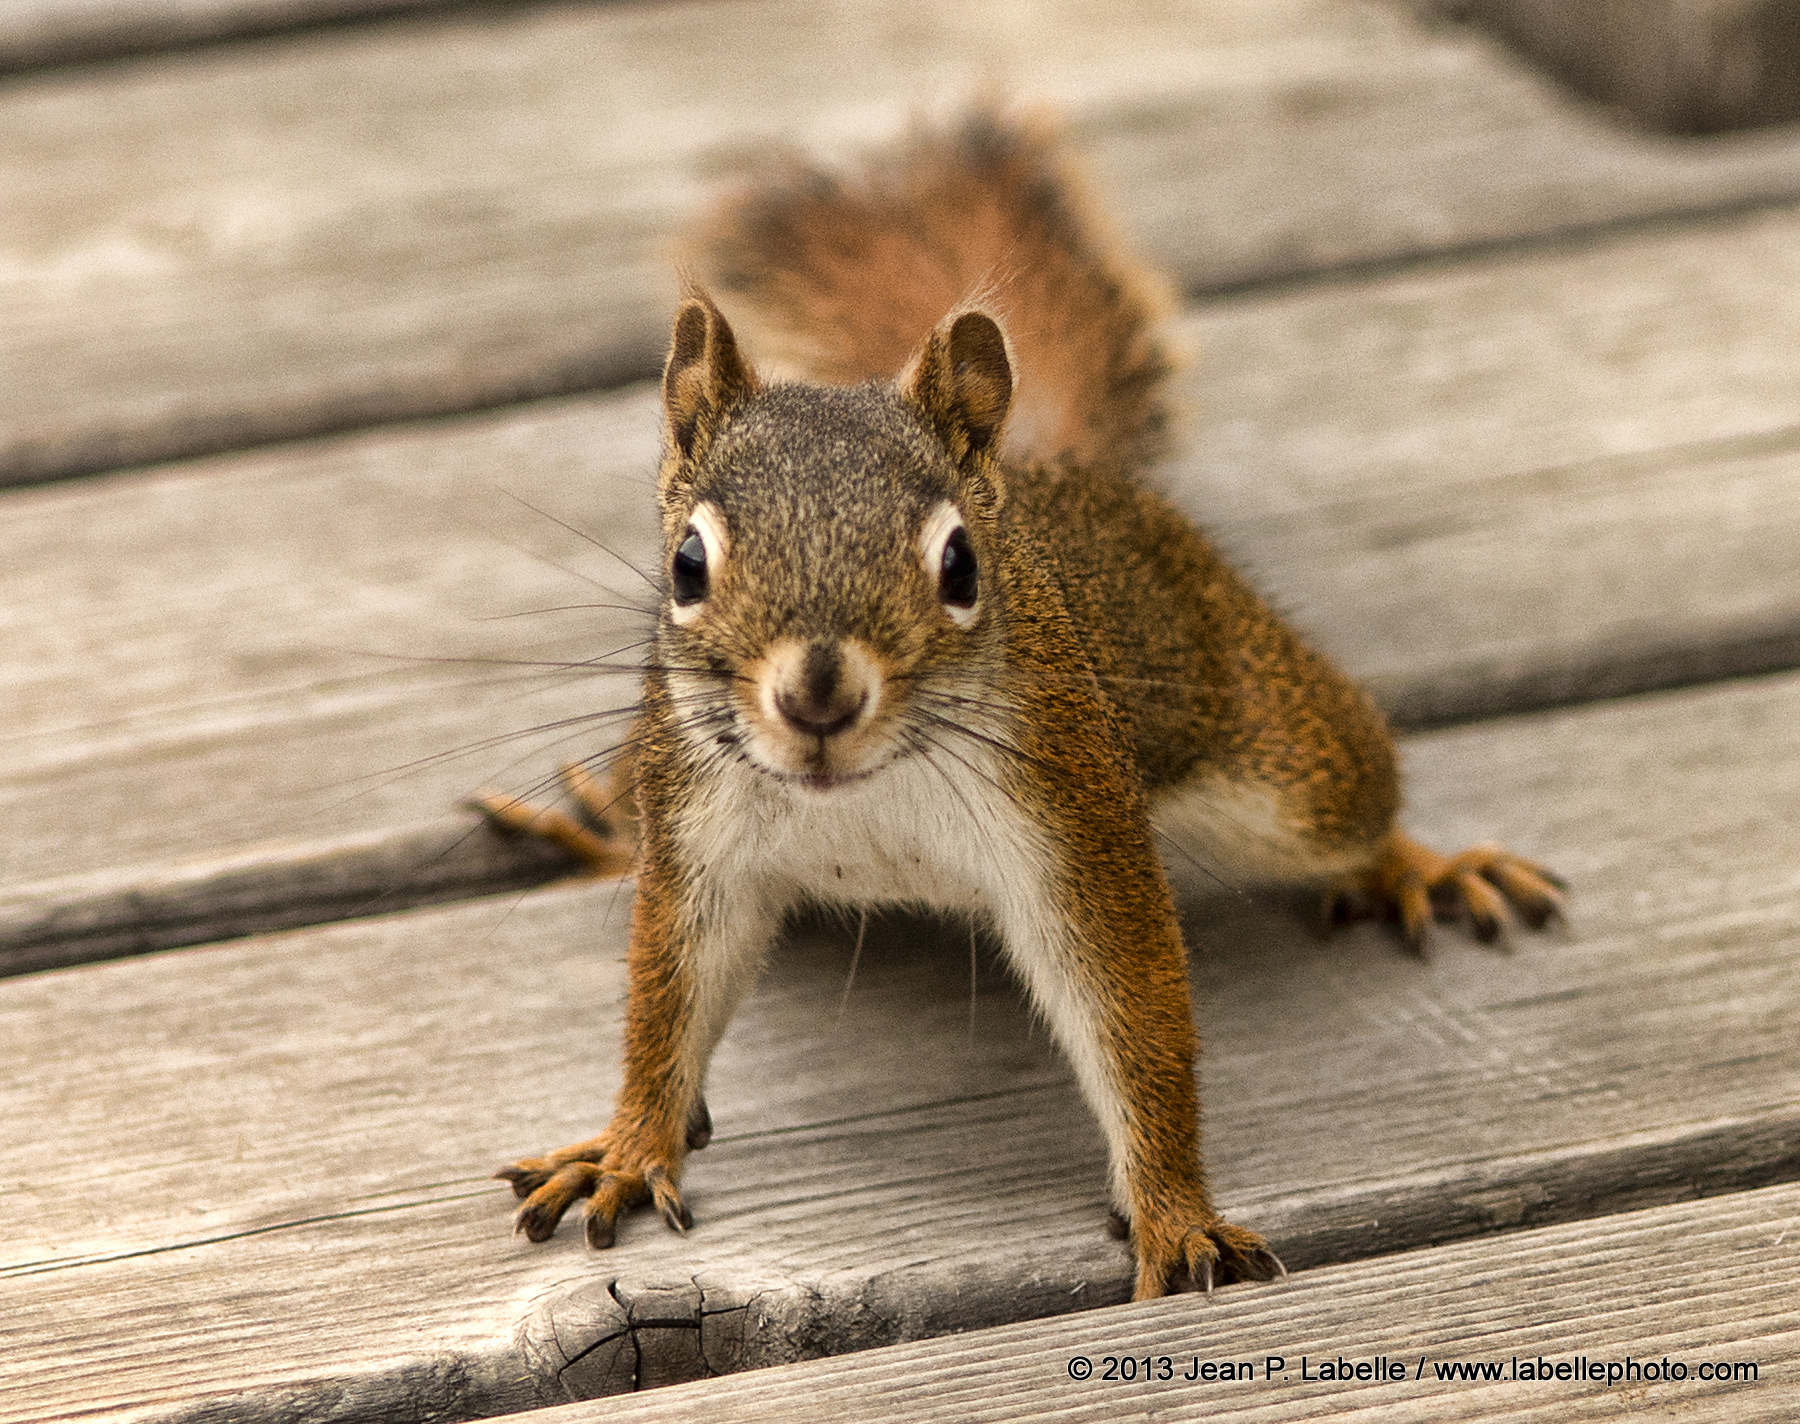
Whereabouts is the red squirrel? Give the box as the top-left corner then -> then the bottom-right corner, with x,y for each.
475,110 -> 1563,1298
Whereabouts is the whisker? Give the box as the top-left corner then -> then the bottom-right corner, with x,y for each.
906,696 -> 1248,899
1150,823 -> 1245,899
968,919 -> 978,1045
487,697 -> 735,814
322,706 -> 648,805
340,682 -> 728,812
330,646 -> 657,677
471,521 -> 644,604
903,725 -> 1017,880
907,705 -> 1057,781
838,908 -> 868,1020
499,488 -> 659,590
526,693 -> 734,781
912,685 -> 1204,766
476,602 -> 656,622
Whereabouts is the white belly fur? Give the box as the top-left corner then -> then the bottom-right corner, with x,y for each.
676,744 -> 1034,922
672,742 -> 1134,1197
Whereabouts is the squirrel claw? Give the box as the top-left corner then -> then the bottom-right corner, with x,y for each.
646,1164 -> 693,1233
500,1135 -> 690,1249
495,1160 -> 556,1199
512,1161 -> 601,1242
1249,1245 -> 1288,1279
578,1165 -> 691,1248
1135,1217 -> 1282,1300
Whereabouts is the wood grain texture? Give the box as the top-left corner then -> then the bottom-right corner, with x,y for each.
503,1182 -> 1800,1422
9,0 -> 1800,485
4,666 -> 1800,1418
0,0 -> 457,72
1433,0 -> 1800,133
6,199 -> 1800,969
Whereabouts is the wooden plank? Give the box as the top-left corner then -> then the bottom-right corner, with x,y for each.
1186,200 -> 1800,727
9,0 -> 1800,486
0,0 -> 453,73
7,200 -> 1800,970
1433,0 -> 1800,133
4,666 -> 1800,1418
504,1182 -> 1800,1422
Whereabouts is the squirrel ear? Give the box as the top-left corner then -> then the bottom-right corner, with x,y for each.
902,310 -> 1014,468
662,293 -> 760,476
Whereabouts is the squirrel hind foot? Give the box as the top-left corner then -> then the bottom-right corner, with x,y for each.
1335,833 -> 1567,954
467,758 -> 639,880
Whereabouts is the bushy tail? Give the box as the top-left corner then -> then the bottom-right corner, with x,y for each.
683,108 -> 1178,476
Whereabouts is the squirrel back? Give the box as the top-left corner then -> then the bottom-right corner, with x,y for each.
688,109 -> 1176,479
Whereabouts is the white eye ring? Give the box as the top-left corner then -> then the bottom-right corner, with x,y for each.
669,500 -> 729,627
919,500 -> 978,628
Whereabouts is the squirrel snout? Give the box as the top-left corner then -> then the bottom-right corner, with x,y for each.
771,639 -> 873,737
752,638 -> 886,775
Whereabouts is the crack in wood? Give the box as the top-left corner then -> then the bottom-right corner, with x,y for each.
0,1188 -> 492,1279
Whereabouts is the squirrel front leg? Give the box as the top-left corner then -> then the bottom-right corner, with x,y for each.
499,853 -> 770,1247
999,831 -> 1283,1299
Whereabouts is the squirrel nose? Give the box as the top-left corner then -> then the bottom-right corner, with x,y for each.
774,640 -> 868,737
776,690 -> 865,737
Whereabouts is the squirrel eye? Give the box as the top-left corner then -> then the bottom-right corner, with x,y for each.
672,527 -> 709,605
939,527 -> 978,609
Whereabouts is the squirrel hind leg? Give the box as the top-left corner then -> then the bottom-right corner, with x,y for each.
467,757 -> 639,879
1337,833 -> 1567,954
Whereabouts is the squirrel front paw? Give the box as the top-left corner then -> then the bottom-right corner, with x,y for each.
468,758 -> 639,878
1121,1207 -> 1286,1299
497,1135 -> 691,1249
1330,832 -> 1566,952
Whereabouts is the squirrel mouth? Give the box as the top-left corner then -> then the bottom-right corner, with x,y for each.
789,761 -> 878,793
731,713 -> 891,789
748,739 -> 891,792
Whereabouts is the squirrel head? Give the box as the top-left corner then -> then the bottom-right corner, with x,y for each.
652,294 -> 1016,791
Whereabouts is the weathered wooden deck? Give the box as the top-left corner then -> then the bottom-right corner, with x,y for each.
3,1 -> 1798,1420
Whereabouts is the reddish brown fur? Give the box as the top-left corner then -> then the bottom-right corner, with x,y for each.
688,108 -> 1176,476
498,824 -> 695,1247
